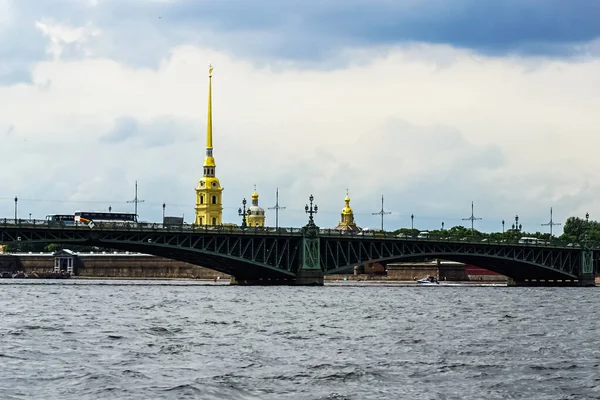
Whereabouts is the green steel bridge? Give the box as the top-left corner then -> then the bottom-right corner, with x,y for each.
1,218 -> 597,286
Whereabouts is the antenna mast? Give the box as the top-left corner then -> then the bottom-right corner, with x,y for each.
541,207 -> 561,237
462,201 -> 482,233
372,195 -> 391,231
268,188 -> 286,229
127,181 -> 145,218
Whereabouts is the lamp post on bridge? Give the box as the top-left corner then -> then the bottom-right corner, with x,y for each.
238,198 -> 250,228
502,219 -> 505,234
411,214 -> 414,230
584,212 -> 590,245
109,205 -> 112,213
305,194 -> 318,228
511,215 -> 522,232
441,221 -> 444,231
14,196 -> 18,221
162,203 -> 166,221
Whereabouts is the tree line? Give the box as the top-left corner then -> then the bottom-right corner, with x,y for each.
393,215 -> 593,242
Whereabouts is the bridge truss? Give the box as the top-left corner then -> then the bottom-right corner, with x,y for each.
0,220 -> 597,285
0,221 -> 303,280
320,237 -> 592,281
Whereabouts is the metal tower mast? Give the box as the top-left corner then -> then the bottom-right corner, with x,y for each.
372,195 -> 391,231
268,188 -> 286,229
127,181 -> 145,218
541,207 -> 561,237
462,201 -> 482,233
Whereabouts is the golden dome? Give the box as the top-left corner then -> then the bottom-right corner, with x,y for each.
342,190 -> 353,215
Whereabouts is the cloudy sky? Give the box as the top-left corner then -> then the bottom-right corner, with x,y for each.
1,0 -> 600,233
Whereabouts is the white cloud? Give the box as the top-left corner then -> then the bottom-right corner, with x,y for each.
1,35 -> 600,233
35,20 -> 100,60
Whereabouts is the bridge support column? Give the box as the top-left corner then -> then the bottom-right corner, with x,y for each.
296,228 -> 323,286
579,250 -> 596,287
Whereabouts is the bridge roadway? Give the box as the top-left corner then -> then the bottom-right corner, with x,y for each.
0,219 -> 597,286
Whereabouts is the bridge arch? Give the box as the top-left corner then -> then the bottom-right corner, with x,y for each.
326,252 -> 578,281
320,238 -> 583,282
1,232 -> 300,281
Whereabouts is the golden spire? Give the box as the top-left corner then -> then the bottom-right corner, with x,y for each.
195,63 -> 223,227
204,64 -> 215,168
252,184 -> 259,201
207,64 -> 213,149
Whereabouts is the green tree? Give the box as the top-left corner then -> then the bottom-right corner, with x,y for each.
447,225 -> 475,237
562,217 -> 586,239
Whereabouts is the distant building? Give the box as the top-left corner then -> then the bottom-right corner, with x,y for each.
53,249 -> 78,274
246,186 -> 266,227
334,190 -> 361,232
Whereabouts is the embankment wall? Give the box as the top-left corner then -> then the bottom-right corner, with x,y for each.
2,253 -> 227,279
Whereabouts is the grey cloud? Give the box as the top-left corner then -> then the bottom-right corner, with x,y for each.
101,115 -> 199,147
102,116 -> 138,143
3,0 -> 600,86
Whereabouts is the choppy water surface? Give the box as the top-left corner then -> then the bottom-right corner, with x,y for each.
1,280 -> 599,400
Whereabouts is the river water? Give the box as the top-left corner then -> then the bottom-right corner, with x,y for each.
1,280 -> 599,400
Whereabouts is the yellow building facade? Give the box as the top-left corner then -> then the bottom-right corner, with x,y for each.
246,186 -> 266,227
195,65 -> 224,226
334,190 -> 361,232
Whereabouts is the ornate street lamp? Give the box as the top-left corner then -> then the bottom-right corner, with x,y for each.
162,202 -> 166,220
441,221 -> 444,231
511,215 -> 522,231
502,219 -> 505,234
585,212 -> 590,243
238,198 -> 250,228
14,196 -> 18,221
305,194 -> 318,228
411,214 -> 414,230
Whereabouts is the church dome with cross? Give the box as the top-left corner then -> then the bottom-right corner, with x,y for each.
247,185 -> 266,227
334,190 -> 361,232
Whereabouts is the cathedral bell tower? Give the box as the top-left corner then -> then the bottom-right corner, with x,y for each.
195,64 -> 224,226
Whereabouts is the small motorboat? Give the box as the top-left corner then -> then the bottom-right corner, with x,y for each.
417,276 -> 439,285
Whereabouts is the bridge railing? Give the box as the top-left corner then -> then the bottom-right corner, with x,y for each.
1,219 -> 597,249
0,218 -> 305,236
316,228 -> 593,249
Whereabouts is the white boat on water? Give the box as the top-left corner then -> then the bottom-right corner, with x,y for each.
417,276 -> 439,285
